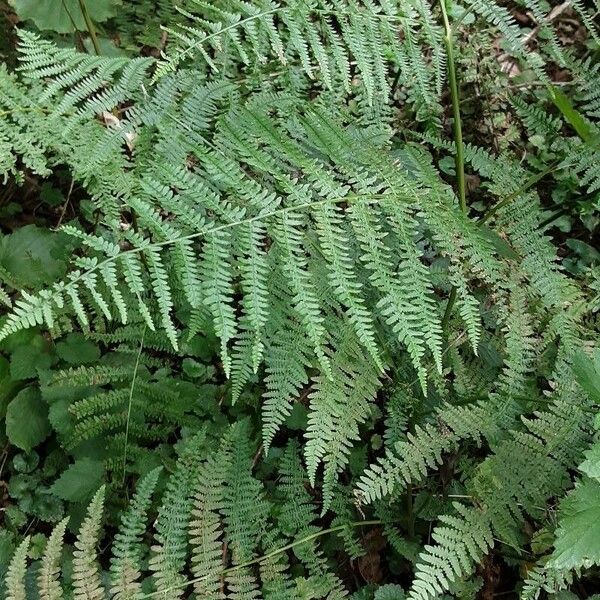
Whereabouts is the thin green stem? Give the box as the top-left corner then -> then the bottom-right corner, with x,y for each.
77,0 -> 101,55
139,520 -> 384,598
439,0 -> 466,331
405,482 -> 415,538
439,0 -> 466,214
122,326 -> 145,485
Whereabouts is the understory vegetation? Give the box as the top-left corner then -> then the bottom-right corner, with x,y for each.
0,0 -> 599,597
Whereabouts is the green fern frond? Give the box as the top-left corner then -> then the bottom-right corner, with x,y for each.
222,421 -> 270,564
110,468 -> 162,600
150,431 -> 207,598
355,422 -> 458,504
5,537 -> 30,600
72,486 -> 106,600
408,503 -> 493,600
306,323 -> 382,511
189,449 -> 229,599
38,518 -> 69,600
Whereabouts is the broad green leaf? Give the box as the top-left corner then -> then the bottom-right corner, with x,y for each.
530,528 -> 554,555
0,225 -> 72,289
9,335 -> 55,380
56,333 -> 100,365
0,329 -> 38,354
50,458 -> 104,502
5,387 -> 50,452
11,0 -> 117,34
572,350 -> 600,405
565,239 -> 600,266
478,225 -> 519,260
48,399 -> 75,437
580,443 -> 600,481
285,403 -> 308,430
182,358 -> 215,380
550,478 -> 600,570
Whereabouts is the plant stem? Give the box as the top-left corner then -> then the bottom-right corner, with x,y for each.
439,0 -> 466,214
439,0 -> 466,330
77,0 -> 100,55
140,520 -> 385,598
441,286 -> 457,330
122,327 -> 145,485
406,482 -> 415,538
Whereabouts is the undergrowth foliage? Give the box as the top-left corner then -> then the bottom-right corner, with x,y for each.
1,0 -> 599,597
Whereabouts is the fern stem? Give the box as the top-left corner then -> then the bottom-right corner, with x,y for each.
439,0 -> 466,330
139,520 -> 384,598
77,0 -> 101,55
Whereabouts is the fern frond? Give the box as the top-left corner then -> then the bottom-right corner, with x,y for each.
5,537 -> 30,600
189,449 -> 229,599
306,323 -> 382,511
150,431 -> 207,598
38,518 -> 69,600
17,30 -> 153,117
110,468 -> 162,600
72,486 -> 106,600
154,0 -> 431,107
222,421 -> 270,564
408,503 -> 493,600
201,230 -> 237,377
261,293 -> 311,451
355,422 -> 458,504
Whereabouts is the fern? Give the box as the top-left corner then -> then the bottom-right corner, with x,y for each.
2,1 -> 600,597
37,518 -> 69,600
3,426 -> 368,599
153,0 -> 442,109
149,431 -> 207,598
110,468 -> 162,599
409,503 -> 493,599
189,449 -> 229,598
73,487 -> 106,600
5,537 -> 30,600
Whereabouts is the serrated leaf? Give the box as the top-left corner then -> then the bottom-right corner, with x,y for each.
375,584 -> 406,600
572,350 -> 600,405
580,443 -> 600,481
550,478 -> 600,570
50,458 -> 104,502
5,387 -> 50,452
